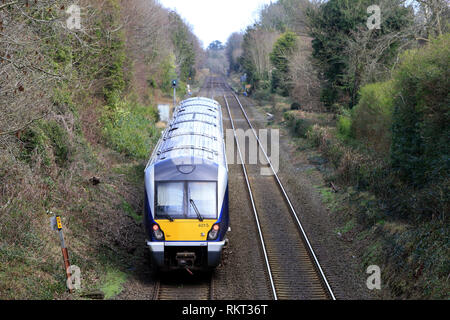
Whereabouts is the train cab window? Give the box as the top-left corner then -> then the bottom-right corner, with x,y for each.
156,182 -> 185,219
187,182 -> 217,219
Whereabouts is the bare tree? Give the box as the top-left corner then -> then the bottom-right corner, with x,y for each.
415,0 -> 450,37
344,0 -> 447,93
226,32 -> 243,72
120,0 -> 172,100
288,36 -> 322,110
1,1 -> 88,147
0,0 -> 146,148
259,0 -> 314,35
242,27 -> 280,84
205,44 -> 229,76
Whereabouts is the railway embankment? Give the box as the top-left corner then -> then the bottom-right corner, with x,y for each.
242,65 -> 448,299
0,0 -> 202,300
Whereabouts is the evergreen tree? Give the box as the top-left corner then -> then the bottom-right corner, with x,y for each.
270,31 -> 297,96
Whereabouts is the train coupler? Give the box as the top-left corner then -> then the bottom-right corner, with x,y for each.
176,252 -> 196,268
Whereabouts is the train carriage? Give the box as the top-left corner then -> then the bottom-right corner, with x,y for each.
144,97 -> 229,270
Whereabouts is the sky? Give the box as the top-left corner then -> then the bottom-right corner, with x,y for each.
158,0 -> 275,48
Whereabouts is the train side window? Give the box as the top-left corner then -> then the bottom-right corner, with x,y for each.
187,182 -> 217,219
156,182 -> 185,219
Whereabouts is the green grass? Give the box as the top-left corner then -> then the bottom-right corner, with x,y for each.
102,100 -> 160,160
314,185 -> 341,213
100,268 -> 127,299
0,243 -> 66,299
121,200 -> 141,224
337,115 -> 352,141
335,218 -> 356,235
112,163 -> 145,185
362,241 -> 383,267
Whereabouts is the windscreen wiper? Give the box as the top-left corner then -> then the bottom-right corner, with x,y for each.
189,199 -> 204,222
159,214 -> 174,222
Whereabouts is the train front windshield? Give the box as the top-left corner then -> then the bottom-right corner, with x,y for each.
156,181 -> 217,220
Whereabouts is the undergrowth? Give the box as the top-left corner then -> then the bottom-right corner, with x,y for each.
101,99 -> 161,160
283,88 -> 448,299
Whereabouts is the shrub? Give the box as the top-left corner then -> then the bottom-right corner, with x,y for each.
390,34 -> 450,184
284,111 -> 312,138
102,100 -> 160,160
253,87 -> 273,102
20,123 -> 51,166
41,121 -> 70,167
293,119 -> 310,138
352,80 -> 394,154
320,85 -> 338,108
20,120 -> 70,167
291,102 -> 301,110
337,114 -> 352,141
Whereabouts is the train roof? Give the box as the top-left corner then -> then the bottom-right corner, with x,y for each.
148,97 -> 226,168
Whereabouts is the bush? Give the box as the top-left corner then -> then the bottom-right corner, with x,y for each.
291,102 -> 301,110
337,115 -> 352,141
160,54 -> 178,95
352,80 -> 394,154
20,120 -> 70,167
41,121 -> 70,167
284,111 -> 312,138
102,100 -> 160,160
390,34 -> 450,184
253,87 -> 273,102
292,118 -> 310,138
320,85 -> 338,108
20,123 -> 51,166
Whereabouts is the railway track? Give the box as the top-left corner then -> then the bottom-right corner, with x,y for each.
152,76 -> 335,300
153,271 -> 214,300
151,77 -> 225,301
218,79 -> 336,300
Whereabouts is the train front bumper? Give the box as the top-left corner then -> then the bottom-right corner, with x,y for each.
146,241 -> 226,268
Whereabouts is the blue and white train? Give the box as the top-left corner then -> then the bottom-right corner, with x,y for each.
144,97 -> 229,270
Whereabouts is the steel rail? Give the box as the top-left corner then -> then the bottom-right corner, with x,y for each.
230,88 -> 336,300
223,94 -> 278,300
154,273 -> 214,300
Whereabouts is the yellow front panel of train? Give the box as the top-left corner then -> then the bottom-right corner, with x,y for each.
156,220 -> 217,241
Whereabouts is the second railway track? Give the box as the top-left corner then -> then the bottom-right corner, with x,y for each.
218,79 -> 335,300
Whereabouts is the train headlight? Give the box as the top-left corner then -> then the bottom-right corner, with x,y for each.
152,224 -> 165,241
208,224 -> 220,240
